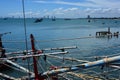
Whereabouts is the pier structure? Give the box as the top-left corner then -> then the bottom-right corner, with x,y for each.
96,27 -> 111,36
96,27 -> 119,38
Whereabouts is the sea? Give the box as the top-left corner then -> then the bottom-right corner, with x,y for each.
0,18 -> 120,79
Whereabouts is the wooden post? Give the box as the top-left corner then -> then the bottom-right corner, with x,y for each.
108,27 -> 110,33
0,37 -> 2,48
0,34 -> 6,58
0,32 -> 11,48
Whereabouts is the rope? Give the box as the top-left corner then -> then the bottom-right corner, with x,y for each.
34,40 -> 52,79
2,33 -> 120,43
1,36 -> 95,43
83,69 -> 107,79
3,48 -> 22,52
83,66 -> 119,79
46,60 -> 54,66
37,57 -> 51,79
67,72 -> 103,80
72,44 -> 120,59
47,55 -> 90,63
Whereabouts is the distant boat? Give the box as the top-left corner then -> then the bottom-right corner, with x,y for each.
3,18 -> 8,20
34,18 -> 43,23
88,19 -> 91,22
52,16 -> 56,21
64,18 -> 71,20
102,22 -> 105,24
52,18 -> 56,21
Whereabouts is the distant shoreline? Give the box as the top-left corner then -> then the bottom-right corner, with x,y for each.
0,17 -> 120,20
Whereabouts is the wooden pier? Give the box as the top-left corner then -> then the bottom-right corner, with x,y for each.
96,27 -> 119,38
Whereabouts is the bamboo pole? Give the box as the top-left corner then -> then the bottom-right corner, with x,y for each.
0,72 -> 16,80
41,55 -> 120,77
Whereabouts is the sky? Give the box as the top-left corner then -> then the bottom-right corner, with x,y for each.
0,0 -> 120,18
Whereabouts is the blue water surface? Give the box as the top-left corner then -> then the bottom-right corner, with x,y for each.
0,18 -> 120,79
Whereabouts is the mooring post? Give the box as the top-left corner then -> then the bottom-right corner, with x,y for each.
108,27 -> 110,34
0,36 -> 2,48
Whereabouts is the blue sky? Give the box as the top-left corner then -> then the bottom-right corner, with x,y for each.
1,0 -> 120,18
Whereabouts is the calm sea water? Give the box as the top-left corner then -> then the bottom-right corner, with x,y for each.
0,18 -> 120,79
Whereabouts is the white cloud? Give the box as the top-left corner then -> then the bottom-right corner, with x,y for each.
34,0 -> 120,8
64,8 -> 78,12
84,8 -> 120,17
34,0 -> 100,8
53,8 -> 63,12
8,11 -> 42,18
102,8 -> 111,13
33,0 -> 120,17
85,8 -> 103,14
8,12 -> 22,17
87,0 -> 120,8
85,8 -> 119,14
3,0 -> 119,18
8,7 -> 120,18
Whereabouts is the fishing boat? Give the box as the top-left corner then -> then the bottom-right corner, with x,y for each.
0,0 -> 120,80
0,32 -> 120,79
52,16 -> 56,21
64,18 -> 71,20
34,18 -> 43,23
3,17 -> 8,20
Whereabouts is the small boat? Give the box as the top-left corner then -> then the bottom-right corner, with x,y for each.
88,19 -> 91,22
52,16 -> 56,21
3,18 -> 8,20
34,18 -> 43,23
64,18 -> 71,20
52,18 -> 56,21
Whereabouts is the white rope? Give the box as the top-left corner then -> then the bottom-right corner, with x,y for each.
77,44 -> 120,54
46,60 -> 54,66
2,33 -> 120,43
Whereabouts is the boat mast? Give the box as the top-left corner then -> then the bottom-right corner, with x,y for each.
30,34 -> 44,80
